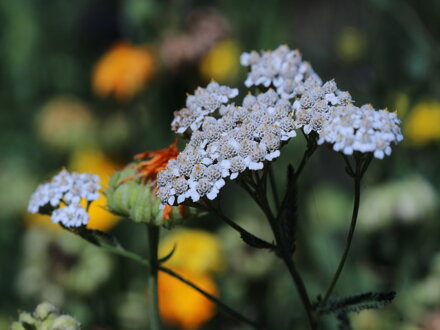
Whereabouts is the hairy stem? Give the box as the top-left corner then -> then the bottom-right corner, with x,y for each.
147,224 -> 161,330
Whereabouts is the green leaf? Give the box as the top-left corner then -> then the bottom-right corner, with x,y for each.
337,312 -> 352,330
240,230 -> 275,250
319,291 -> 396,315
158,244 -> 177,264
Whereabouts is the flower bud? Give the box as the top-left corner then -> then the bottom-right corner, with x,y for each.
106,165 -> 191,227
10,322 -> 27,330
34,302 -> 58,320
50,315 -> 81,330
17,312 -> 35,325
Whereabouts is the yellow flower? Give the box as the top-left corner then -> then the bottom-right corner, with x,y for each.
69,148 -> 121,231
199,39 -> 240,83
404,102 -> 440,145
24,212 -> 61,233
157,269 -> 218,330
92,42 -> 155,102
159,229 -> 224,275
335,26 -> 366,62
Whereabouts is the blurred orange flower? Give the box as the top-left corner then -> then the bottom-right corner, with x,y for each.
92,42 -> 155,101
131,140 -> 179,184
157,269 -> 218,330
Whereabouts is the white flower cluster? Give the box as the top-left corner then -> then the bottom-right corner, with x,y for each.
240,45 -> 403,159
157,89 -> 297,206
240,45 -> 322,99
171,81 -> 238,134
157,45 -> 403,207
318,104 -> 404,159
28,170 -> 100,227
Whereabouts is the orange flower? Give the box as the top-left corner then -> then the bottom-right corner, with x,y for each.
92,42 -> 155,101
156,269 -> 218,330
131,140 -> 179,184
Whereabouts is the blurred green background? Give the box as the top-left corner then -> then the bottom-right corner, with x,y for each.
1,0 -> 439,329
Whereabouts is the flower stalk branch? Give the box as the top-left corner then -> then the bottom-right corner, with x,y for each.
319,154 -> 372,308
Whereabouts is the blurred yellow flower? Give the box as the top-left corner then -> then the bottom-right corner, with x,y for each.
70,148 -> 121,231
24,212 -> 61,233
92,42 -> 155,102
335,26 -> 366,62
404,102 -> 440,145
199,39 -> 240,83
159,229 -> 224,275
36,96 -> 95,152
157,269 -> 218,330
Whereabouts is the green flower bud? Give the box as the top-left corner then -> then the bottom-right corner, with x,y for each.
10,322 -> 27,330
17,312 -> 35,325
106,166 -> 193,227
34,302 -> 58,320
49,315 -> 81,330
39,314 -> 57,330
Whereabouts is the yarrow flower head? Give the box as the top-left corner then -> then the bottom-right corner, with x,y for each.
28,169 -> 100,227
240,45 -> 322,99
157,88 -> 298,207
317,104 -> 403,159
155,44 -> 403,207
171,81 -> 238,134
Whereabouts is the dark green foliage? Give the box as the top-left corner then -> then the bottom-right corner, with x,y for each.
240,230 -> 276,250
319,291 -> 396,316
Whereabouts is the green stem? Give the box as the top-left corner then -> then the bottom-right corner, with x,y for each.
296,140 -> 317,178
100,242 -> 150,267
268,165 -> 281,212
320,167 -> 362,307
147,224 -> 161,330
264,206 -> 317,329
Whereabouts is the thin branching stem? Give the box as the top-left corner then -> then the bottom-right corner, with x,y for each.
255,187 -> 317,329
296,135 -> 318,178
320,156 -> 368,308
268,165 -> 281,212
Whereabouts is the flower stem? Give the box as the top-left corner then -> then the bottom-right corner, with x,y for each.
264,207 -> 317,329
146,224 -> 161,330
236,167 -> 318,328
320,164 -> 362,307
268,165 -> 281,212
296,134 -> 317,178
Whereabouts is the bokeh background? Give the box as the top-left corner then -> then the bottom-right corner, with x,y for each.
1,0 -> 439,329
